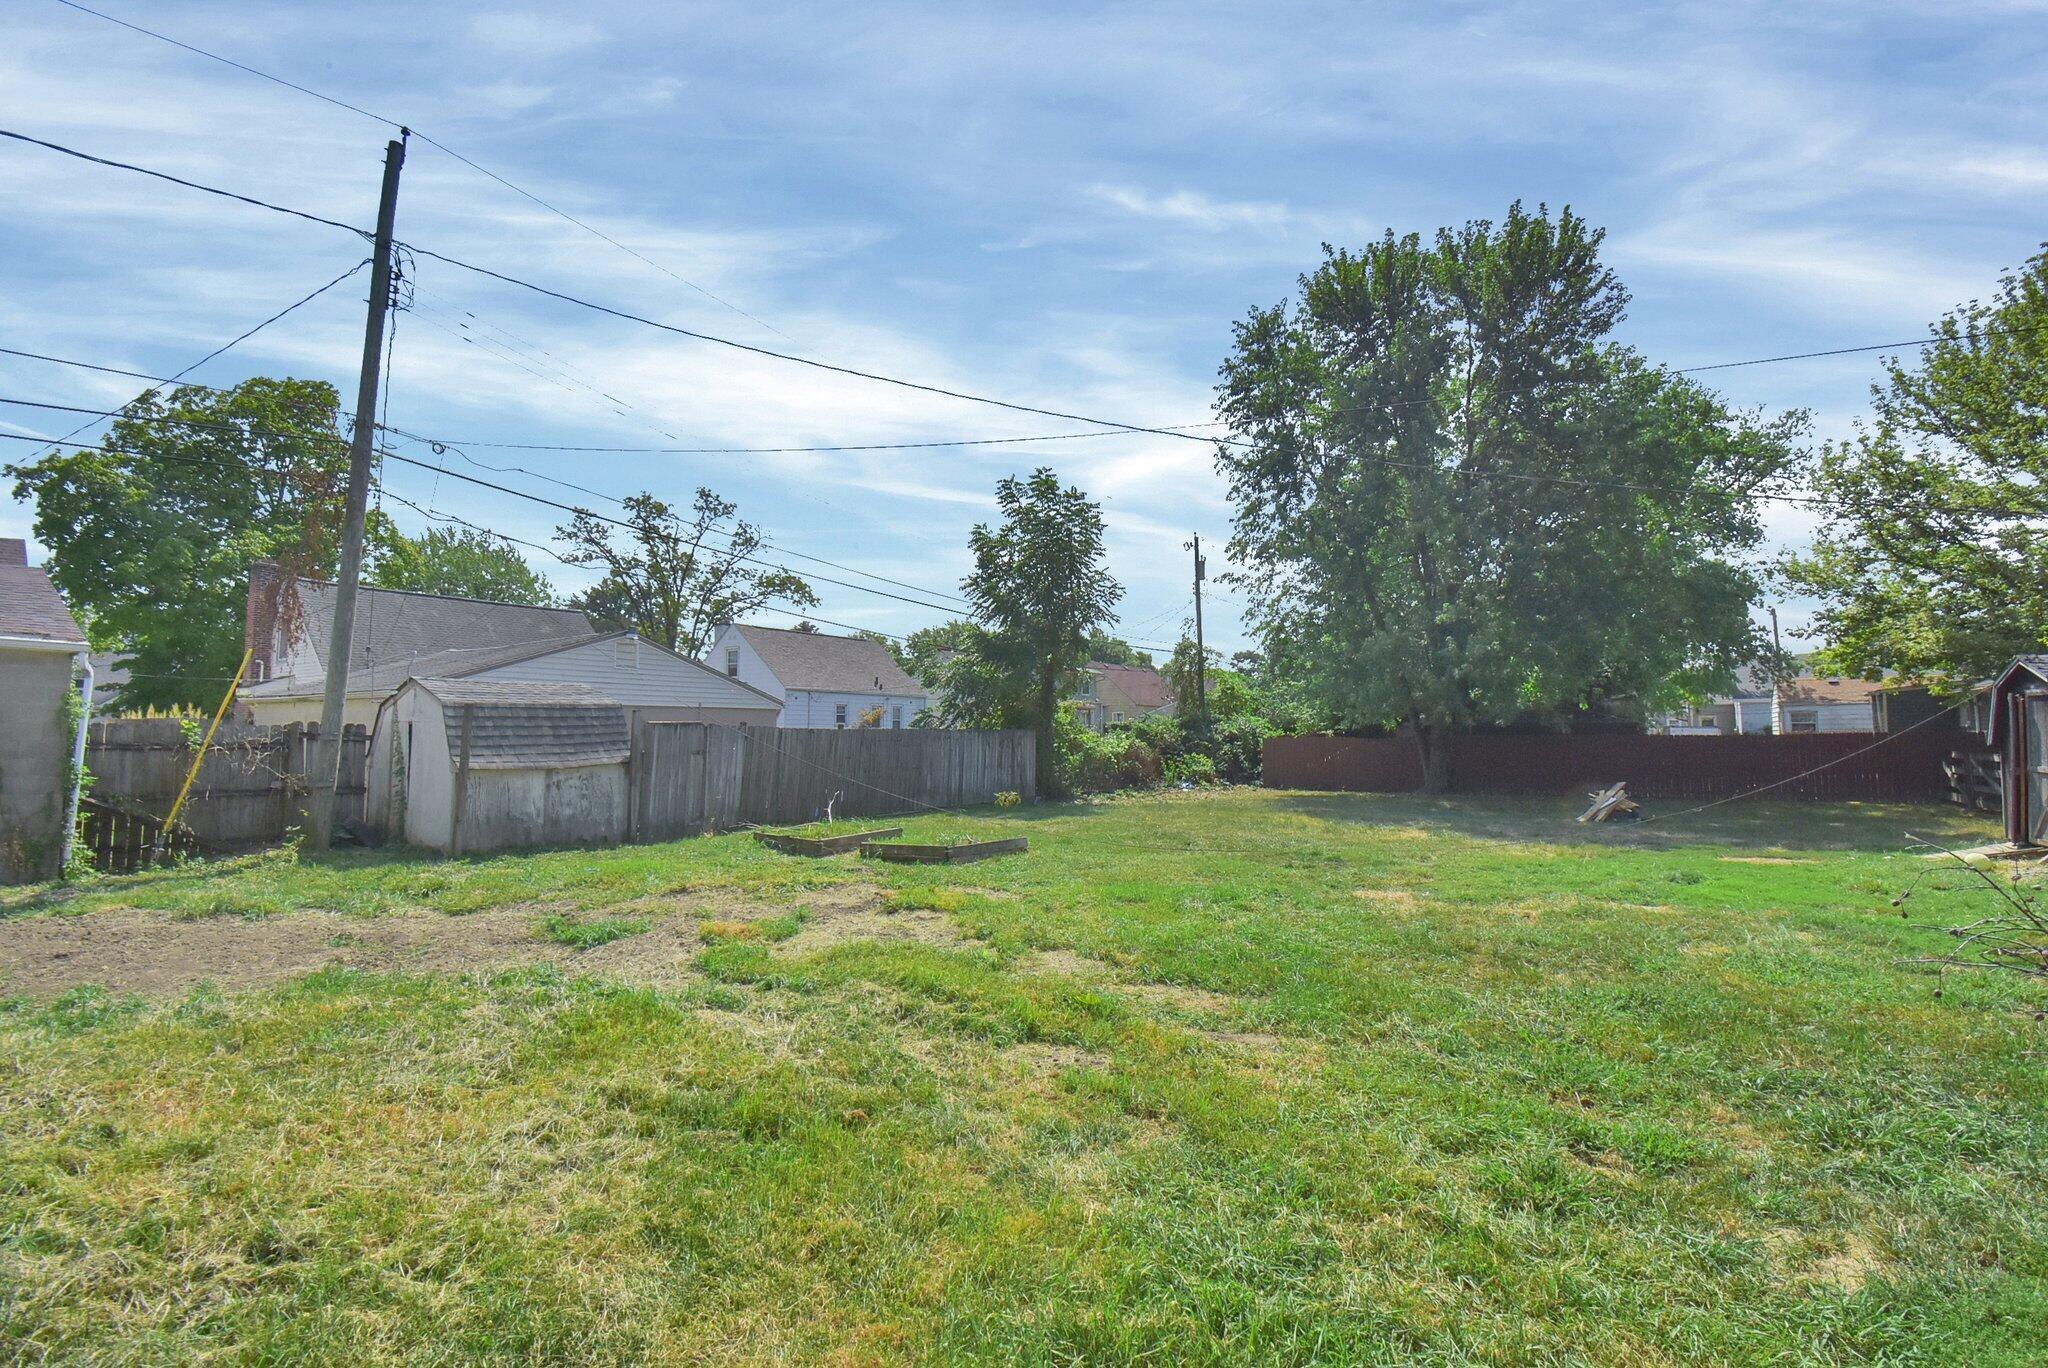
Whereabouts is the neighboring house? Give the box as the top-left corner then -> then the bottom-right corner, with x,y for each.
0,538 -> 90,883
364,679 -> 629,854
1770,676 -> 1880,734
238,561 -> 780,728
1659,663 -> 1879,736
708,624 -> 927,728
1070,661 -> 1173,732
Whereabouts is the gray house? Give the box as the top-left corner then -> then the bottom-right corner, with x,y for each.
0,538 -> 90,883
364,678 -> 630,854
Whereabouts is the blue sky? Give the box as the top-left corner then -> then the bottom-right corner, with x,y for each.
3,0 -> 2045,660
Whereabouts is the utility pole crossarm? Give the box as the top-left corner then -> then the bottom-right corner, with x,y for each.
310,134 -> 406,849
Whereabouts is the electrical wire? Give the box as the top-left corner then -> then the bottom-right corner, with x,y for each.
43,0 -> 791,341
0,126 -> 368,237
15,258 -> 368,461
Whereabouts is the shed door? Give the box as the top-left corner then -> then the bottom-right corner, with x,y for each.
2029,695 -> 2048,843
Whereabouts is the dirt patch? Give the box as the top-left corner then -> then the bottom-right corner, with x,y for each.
1353,888 -> 1422,909
1005,1040 -> 1109,1074
1118,979 -> 1241,1015
0,907 -> 705,1002
1718,856 -> 1819,866
772,887 -> 974,956
1018,947 -> 1116,978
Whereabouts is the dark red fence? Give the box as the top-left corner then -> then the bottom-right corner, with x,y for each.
1263,729 -> 1968,803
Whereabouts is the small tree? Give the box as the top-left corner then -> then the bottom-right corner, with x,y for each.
557,488 -> 816,655
952,469 -> 1122,790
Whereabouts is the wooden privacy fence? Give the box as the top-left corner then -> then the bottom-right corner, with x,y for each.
630,723 -> 1035,841
1263,728 -> 1970,803
76,797 -> 200,873
85,718 -> 367,851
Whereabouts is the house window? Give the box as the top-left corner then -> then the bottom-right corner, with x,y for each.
1077,676 -> 1096,698
725,647 -> 739,677
614,638 -> 638,669
891,705 -> 903,729
834,703 -> 848,729
1786,709 -> 1819,734
1111,711 -> 1123,724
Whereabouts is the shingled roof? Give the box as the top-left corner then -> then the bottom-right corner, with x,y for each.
0,538 -> 86,645
733,624 -> 923,695
284,571 -> 596,673
413,678 -> 629,769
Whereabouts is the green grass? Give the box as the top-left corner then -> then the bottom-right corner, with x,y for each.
2,790 -> 2043,1364
538,912 -> 651,950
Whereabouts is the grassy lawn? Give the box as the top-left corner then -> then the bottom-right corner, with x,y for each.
1,790 -> 2042,1364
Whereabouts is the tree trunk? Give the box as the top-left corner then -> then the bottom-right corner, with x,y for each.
1406,717 -> 1453,794
1035,671 -> 1063,798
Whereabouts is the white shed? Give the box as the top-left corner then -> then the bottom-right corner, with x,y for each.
365,678 -> 630,854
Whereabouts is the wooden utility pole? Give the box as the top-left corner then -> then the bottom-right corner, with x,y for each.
1191,533 -> 1207,717
310,134 -> 406,849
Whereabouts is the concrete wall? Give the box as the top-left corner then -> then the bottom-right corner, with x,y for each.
0,647 -> 78,883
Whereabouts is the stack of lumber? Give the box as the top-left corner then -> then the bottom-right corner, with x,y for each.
1577,782 -> 1640,823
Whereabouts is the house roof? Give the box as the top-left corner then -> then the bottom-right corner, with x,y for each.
410,678 -> 629,769
731,624 -> 924,696
0,539 -> 87,645
1775,676 -> 1882,707
244,632 -> 600,699
1087,661 -> 1171,710
1986,655 -> 2048,744
280,572 -> 596,674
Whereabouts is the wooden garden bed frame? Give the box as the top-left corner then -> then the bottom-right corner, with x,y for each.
754,826 -> 903,857
860,836 -> 1029,865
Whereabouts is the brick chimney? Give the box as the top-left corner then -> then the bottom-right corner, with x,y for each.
245,559 -> 284,683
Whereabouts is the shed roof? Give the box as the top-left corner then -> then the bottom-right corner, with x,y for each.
731,624 -> 923,695
0,539 -> 87,645
1987,655 -> 2048,744
411,678 -> 629,769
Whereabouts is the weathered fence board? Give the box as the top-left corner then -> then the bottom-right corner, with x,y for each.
629,723 -> 1033,840
86,719 -> 366,848
1263,728 -> 1970,804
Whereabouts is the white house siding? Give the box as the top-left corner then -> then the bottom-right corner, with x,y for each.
1772,699 -> 1876,734
247,692 -> 385,729
783,690 -> 924,730
484,636 -> 774,713
712,628 -> 782,702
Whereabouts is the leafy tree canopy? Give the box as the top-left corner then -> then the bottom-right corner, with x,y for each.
1217,204 -> 1801,787
1084,629 -> 1152,667
7,377 -> 349,710
1779,246 -> 2048,690
556,488 -> 815,656
366,518 -> 555,606
936,469 -> 1121,789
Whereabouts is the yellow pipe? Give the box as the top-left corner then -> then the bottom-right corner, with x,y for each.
157,646 -> 252,857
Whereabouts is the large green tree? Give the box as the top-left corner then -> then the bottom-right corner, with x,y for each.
556,488 -> 815,656
1217,204 -> 1800,789
366,519 -> 555,605
7,378 -> 349,710
941,469 -> 1122,788
1779,247 -> 2048,689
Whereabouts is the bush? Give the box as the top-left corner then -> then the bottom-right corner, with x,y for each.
1056,711 -> 1164,793
1163,752 -> 1218,786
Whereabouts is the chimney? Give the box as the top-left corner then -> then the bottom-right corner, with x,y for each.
0,537 -> 26,567
245,559 -> 283,682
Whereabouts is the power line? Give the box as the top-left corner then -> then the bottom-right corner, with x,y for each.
0,126 -> 368,237
44,0 -> 791,341
15,259 -> 369,461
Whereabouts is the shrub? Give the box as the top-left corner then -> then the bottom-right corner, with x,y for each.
1164,752 -> 1218,786
1056,712 -> 1164,793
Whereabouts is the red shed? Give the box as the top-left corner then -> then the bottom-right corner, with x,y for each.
1986,655 -> 2048,848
